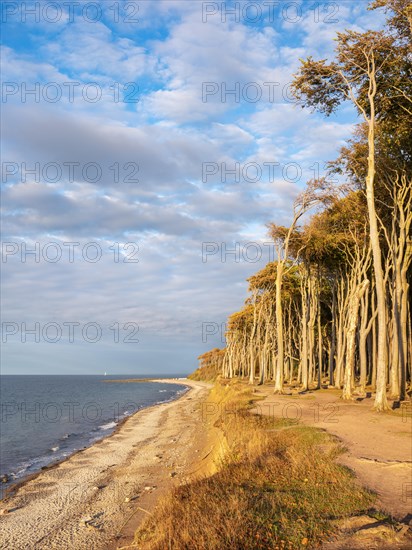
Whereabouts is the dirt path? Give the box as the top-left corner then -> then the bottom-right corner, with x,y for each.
252,386 -> 412,548
252,387 -> 411,521
0,379 -> 212,550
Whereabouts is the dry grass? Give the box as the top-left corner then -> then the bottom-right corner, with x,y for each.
133,381 -> 375,549
188,363 -> 220,382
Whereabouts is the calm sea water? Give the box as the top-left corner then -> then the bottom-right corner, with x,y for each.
0,375 -> 187,493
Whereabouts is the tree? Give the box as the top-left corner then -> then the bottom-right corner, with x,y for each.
268,180 -> 334,393
291,12 -> 411,409
198,0 -> 411,410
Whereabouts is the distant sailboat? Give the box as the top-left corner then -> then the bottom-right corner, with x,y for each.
104,371 -> 107,376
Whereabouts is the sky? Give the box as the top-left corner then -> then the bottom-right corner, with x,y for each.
1,0 -> 384,375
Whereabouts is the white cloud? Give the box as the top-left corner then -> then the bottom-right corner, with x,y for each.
1,1 -> 383,373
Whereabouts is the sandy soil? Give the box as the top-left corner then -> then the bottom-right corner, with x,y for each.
0,379 -> 212,550
252,385 -> 412,548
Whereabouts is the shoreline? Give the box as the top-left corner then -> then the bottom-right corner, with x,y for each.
0,378 -> 213,550
1,378 -> 189,501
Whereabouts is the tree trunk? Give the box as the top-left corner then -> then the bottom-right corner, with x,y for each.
363,58 -> 389,411
274,262 -> 284,392
342,279 -> 369,399
329,281 -> 337,386
301,275 -> 309,391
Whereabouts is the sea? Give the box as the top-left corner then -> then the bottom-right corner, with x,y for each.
0,375 -> 188,494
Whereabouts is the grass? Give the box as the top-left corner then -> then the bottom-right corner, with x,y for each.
133,380 -> 375,549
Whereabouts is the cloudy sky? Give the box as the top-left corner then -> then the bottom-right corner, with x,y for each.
1,0 -> 383,375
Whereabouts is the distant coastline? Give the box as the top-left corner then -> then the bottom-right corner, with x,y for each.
103,377 -> 188,383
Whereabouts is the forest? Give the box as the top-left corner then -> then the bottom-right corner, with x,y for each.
197,0 -> 412,412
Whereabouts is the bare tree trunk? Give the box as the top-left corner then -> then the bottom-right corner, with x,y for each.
359,291 -> 369,394
317,294 -> 322,389
329,280 -> 337,386
340,51 -> 389,410
335,276 -> 348,389
359,289 -> 377,394
307,273 -> 317,386
301,273 -> 309,391
371,288 -> 377,388
400,274 -> 410,400
343,279 -> 369,399
274,261 -> 285,392
391,173 -> 411,401
364,57 -> 389,411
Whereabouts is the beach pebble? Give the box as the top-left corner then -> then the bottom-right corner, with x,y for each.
124,497 -> 131,503
87,522 -> 101,530
0,508 -> 10,515
170,472 -> 177,478
80,516 -> 92,526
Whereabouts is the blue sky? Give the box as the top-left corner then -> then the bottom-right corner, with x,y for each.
1,1 -> 384,374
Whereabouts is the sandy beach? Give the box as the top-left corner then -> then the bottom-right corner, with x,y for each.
0,379 -> 213,550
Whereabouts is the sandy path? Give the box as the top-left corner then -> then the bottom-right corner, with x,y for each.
252,386 -> 412,523
0,379 -> 212,550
